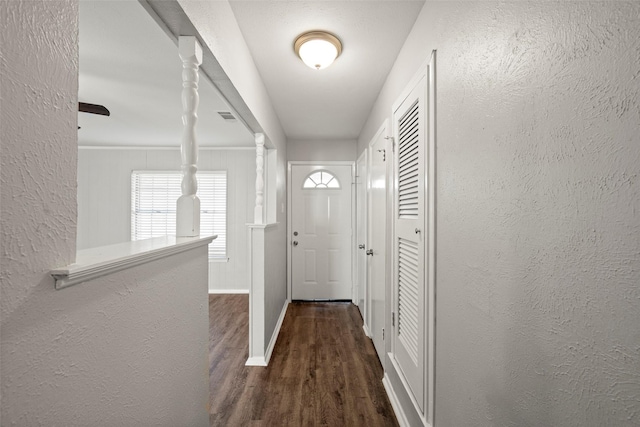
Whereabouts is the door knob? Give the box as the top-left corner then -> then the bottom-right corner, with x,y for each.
293,241 -> 298,246
366,249 -> 373,256
415,228 -> 421,234
359,244 -> 365,249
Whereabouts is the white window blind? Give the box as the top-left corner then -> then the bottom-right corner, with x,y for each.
131,171 -> 227,260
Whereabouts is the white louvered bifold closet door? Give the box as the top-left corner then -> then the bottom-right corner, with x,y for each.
393,75 -> 426,411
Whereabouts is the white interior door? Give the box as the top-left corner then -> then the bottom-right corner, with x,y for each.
356,153 -> 368,321
291,164 -> 353,300
369,129 -> 388,360
393,75 -> 426,410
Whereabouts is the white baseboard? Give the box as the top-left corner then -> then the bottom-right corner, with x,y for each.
363,323 -> 372,338
245,300 -> 289,367
386,356 -> 430,427
383,373 -> 410,427
208,289 -> 249,294
264,300 -> 289,365
245,356 -> 267,367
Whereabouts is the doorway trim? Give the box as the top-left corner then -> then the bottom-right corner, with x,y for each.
355,150 -> 368,327
287,161 -> 356,302
367,118 -> 390,362
383,50 -> 437,427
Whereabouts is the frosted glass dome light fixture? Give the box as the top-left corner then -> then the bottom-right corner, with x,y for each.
294,31 -> 342,70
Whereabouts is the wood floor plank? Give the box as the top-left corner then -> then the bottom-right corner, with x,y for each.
209,296 -> 399,426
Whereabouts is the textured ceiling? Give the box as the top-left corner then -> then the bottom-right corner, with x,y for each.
78,0 -> 254,147
78,0 -> 425,147
229,0 -> 425,141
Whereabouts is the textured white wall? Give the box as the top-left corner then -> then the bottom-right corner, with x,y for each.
287,139 -> 357,161
1,1 -> 209,424
360,1 -> 640,426
77,147 -> 256,292
263,223 -> 288,351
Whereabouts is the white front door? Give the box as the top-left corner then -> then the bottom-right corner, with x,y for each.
291,164 -> 353,300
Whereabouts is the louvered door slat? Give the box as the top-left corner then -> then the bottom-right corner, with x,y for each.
398,98 -> 420,220
398,262 -> 418,283
399,101 -> 420,127
399,126 -> 419,150
398,237 -> 420,364
399,179 -> 419,189
398,149 -> 419,169
399,132 -> 419,151
398,166 -> 418,180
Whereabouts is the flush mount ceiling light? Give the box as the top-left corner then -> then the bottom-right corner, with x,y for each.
294,31 -> 342,70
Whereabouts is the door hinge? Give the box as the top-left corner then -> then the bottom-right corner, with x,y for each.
392,312 -> 395,327
382,328 -> 385,340
385,136 -> 395,153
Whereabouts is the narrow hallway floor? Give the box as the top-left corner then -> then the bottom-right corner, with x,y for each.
209,295 -> 399,426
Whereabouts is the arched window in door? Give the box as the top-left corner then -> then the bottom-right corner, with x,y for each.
302,170 -> 341,189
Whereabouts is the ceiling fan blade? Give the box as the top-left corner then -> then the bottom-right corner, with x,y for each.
79,102 -> 110,116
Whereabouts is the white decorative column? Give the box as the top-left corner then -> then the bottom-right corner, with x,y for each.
254,133 -> 265,225
177,36 -> 203,237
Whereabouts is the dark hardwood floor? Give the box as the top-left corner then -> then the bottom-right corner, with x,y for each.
209,295 -> 399,426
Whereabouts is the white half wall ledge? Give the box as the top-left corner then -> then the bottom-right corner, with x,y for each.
51,235 -> 215,290
246,223 -> 278,229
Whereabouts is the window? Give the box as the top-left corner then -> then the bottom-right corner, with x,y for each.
131,171 -> 227,260
303,170 -> 340,189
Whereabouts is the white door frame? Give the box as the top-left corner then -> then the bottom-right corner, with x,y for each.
356,150 -> 368,328
287,161 -> 356,302
367,119 -> 390,360
388,50 -> 436,424
426,51 -> 437,425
